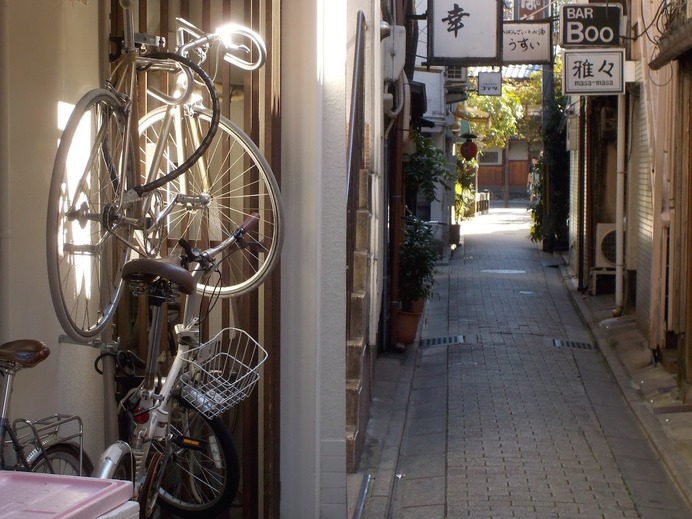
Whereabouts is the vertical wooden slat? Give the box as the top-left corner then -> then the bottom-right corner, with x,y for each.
241,1 -> 261,516
262,0 -> 281,514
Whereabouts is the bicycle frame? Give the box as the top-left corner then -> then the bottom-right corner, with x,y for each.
100,2 -> 264,256
93,214 -> 261,499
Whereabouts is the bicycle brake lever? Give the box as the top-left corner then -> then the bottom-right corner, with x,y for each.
178,238 -> 211,270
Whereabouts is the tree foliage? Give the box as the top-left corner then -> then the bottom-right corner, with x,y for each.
467,85 -> 524,151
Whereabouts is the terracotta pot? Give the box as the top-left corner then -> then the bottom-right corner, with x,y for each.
396,310 -> 422,344
409,298 -> 425,314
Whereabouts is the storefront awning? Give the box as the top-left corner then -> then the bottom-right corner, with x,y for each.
649,19 -> 692,70
452,103 -> 490,124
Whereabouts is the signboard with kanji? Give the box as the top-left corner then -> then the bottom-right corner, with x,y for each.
427,0 -> 502,66
503,21 -> 552,64
560,4 -> 622,47
563,49 -> 625,95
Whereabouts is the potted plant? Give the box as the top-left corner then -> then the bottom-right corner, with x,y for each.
396,215 -> 440,343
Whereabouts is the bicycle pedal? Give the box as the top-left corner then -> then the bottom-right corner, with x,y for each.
173,435 -> 208,452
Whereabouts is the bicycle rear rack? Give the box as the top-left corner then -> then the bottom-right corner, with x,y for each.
13,414 -> 87,475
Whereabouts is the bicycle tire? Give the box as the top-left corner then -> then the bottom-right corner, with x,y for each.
138,107 -> 284,297
30,443 -> 94,476
139,450 -> 164,518
46,88 -> 134,343
133,52 -> 220,196
156,398 -> 239,517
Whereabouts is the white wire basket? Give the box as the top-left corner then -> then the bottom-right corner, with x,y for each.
179,327 -> 267,419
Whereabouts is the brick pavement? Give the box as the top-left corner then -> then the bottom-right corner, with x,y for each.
350,202 -> 692,519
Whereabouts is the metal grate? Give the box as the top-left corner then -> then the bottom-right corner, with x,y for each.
553,339 -> 597,351
420,336 -> 464,347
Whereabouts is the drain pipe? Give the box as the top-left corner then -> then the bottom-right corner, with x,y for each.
614,93 -> 626,316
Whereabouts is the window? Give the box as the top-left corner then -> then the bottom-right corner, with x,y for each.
478,149 -> 502,165
447,66 -> 467,82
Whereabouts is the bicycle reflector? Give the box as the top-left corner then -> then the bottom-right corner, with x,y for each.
133,408 -> 150,424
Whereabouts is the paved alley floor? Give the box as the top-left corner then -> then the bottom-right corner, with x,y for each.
352,202 -> 692,519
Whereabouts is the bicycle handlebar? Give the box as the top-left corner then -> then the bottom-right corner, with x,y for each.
175,18 -> 266,71
179,212 -> 260,269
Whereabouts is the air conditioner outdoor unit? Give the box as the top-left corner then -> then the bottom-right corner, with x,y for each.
595,223 -> 617,268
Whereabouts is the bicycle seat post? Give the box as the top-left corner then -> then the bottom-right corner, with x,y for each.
0,363 -> 16,425
123,257 -> 196,390
143,298 -> 166,390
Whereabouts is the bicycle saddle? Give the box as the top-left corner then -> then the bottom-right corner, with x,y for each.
122,256 -> 196,295
0,339 -> 50,368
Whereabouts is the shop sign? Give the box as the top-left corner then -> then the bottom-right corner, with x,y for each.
518,0 -> 548,20
563,49 -> 625,95
503,21 -> 552,64
560,4 -> 622,47
427,0 -> 502,66
478,72 -> 502,96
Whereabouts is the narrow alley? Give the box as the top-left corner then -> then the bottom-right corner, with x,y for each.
352,201 -> 692,519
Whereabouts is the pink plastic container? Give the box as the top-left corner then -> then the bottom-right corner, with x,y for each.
0,472 -> 132,518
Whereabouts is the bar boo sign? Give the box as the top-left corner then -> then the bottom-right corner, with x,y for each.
560,4 -> 622,47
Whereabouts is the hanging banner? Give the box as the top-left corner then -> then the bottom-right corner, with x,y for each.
503,21 -> 552,64
427,0 -> 502,66
563,49 -> 625,95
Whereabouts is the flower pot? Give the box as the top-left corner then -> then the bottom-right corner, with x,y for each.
409,298 -> 425,314
396,310 -> 422,344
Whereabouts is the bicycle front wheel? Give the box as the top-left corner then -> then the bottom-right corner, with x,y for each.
138,107 -> 283,297
156,398 -> 239,517
46,89 -> 134,342
30,443 -> 94,476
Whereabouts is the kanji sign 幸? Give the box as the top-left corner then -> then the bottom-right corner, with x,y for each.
427,0 -> 502,66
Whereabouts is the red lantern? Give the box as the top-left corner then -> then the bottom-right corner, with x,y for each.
459,133 -> 478,160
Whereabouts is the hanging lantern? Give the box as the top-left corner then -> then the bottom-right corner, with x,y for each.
459,133 -> 478,160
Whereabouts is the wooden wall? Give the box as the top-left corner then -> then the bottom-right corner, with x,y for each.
477,160 -> 530,191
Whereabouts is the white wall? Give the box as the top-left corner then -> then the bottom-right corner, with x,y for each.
281,0 -> 348,516
0,0 -> 105,462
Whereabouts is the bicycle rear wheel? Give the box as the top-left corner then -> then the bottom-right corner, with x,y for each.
138,107 -> 283,297
30,443 -> 94,476
156,398 -> 239,518
46,89 -> 135,342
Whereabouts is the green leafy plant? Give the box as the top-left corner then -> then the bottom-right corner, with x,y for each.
455,156 -> 477,221
403,132 -> 455,205
398,214 -> 440,311
529,157 -> 544,242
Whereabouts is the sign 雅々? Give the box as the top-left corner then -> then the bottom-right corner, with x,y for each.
563,49 -> 625,95
560,4 -> 622,47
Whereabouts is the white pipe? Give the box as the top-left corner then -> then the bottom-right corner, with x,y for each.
614,93 -> 626,316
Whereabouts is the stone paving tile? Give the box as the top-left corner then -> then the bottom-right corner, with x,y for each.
355,203 -> 692,518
